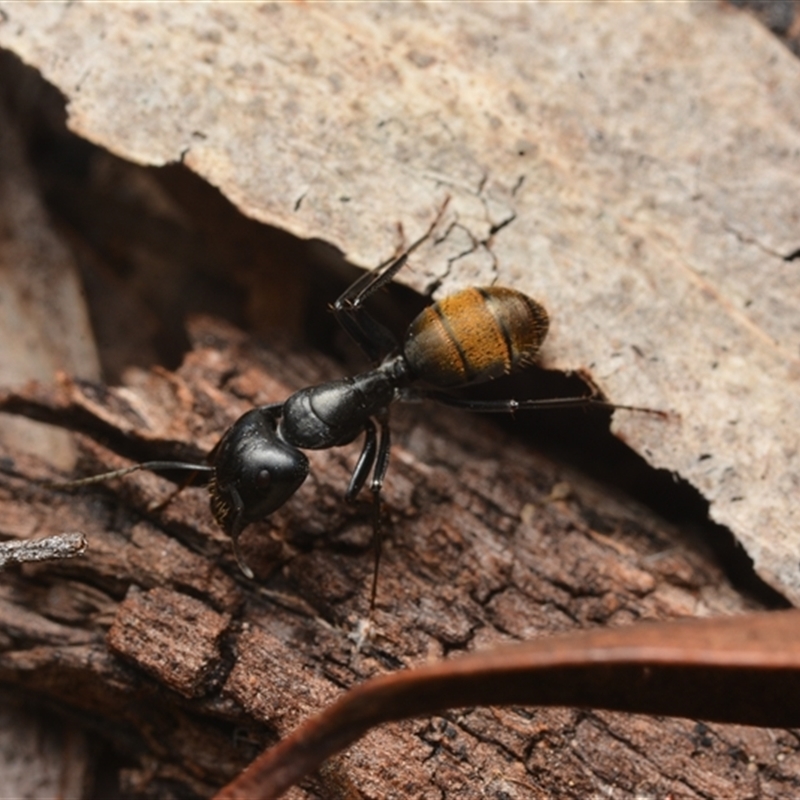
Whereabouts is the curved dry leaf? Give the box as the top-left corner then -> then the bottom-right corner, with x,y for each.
215,610 -> 800,800
0,4 -> 799,604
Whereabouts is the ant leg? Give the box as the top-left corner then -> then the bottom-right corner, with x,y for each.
336,197 -> 450,311
409,390 -> 666,417
367,412 -> 392,611
333,197 -> 451,362
345,420 -> 377,502
332,263 -> 404,363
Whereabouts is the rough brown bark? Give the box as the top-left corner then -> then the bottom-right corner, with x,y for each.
1,316 -> 798,799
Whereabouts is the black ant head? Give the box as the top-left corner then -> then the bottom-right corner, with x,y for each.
208,407 -> 309,577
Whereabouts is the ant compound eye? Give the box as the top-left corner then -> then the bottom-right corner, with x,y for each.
255,469 -> 271,489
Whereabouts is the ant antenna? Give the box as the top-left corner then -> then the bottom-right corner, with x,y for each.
45,461 -> 213,490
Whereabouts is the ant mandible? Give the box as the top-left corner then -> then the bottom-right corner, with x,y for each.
63,199 -> 657,607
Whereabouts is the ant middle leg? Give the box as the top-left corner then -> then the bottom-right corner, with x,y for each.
345,420 -> 378,502
342,415 -> 391,611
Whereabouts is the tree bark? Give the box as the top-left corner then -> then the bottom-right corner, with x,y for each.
1,316 -> 797,799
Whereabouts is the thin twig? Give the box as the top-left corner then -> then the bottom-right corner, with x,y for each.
0,532 -> 87,568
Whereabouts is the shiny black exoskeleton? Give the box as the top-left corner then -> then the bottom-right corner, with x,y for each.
60,202 -> 654,600
204,204 -> 629,594
207,357 -> 407,566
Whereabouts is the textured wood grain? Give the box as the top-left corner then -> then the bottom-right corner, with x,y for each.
1,317 -> 798,798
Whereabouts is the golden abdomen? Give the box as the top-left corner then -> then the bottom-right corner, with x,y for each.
403,286 -> 549,388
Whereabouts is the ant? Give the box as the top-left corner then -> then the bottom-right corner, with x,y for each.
58,200 -> 660,608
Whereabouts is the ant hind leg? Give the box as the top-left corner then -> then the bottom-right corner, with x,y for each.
410,389 -> 666,417
332,197 -> 451,363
